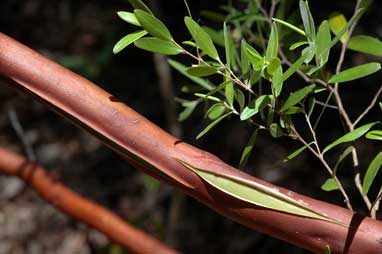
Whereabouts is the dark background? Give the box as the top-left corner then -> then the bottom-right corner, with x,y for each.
0,0 -> 381,253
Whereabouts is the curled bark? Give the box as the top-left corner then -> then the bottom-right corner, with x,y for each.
0,147 -> 177,254
0,32 -> 381,253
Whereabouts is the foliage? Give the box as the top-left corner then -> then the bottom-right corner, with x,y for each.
114,0 -> 382,218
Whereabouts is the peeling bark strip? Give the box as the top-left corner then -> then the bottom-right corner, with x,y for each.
0,148 -> 177,254
0,32 -> 381,253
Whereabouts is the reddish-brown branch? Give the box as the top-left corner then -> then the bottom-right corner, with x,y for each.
0,32 -> 382,254
0,147 -> 177,254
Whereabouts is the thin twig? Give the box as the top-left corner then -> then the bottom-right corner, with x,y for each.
353,83 -> 382,126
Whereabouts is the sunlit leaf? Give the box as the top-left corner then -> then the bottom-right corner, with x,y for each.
239,128 -> 258,169
362,152 -> 382,195
179,160 -> 343,225
134,10 -> 173,40
203,26 -> 225,47
225,81 -> 234,106
224,22 -> 236,69
328,63 -> 381,83
280,85 -> 315,112
366,130 -> 382,141
117,12 -> 141,26
267,57 -> 281,75
206,103 -> 226,120
186,65 -> 218,77
321,178 -> 339,192
240,95 -> 271,120
168,59 -> 214,90
127,0 -> 153,14
113,30 -> 148,54
347,35 -> 382,57
323,122 -> 377,154
196,112 -> 232,139
272,65 -> 283,97
289,41 -> 309,50
328,13 -> 348,43
185,16 -> 220,60
135,37 -> 182,55
194,93 -> 221,102
241,40 -> 250,76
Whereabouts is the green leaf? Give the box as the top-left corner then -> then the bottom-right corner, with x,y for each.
270,123 -> 284,138
266,23 -> 279,61
127,0 -> 153,14
267,57 -> 281,75
235,89 -> 245,112
241,40 -> 250,75
280,85 -> 315,112
299,0 -> 315,41
328,13 -> 348,43
225,81 -> 234,106
282,51 -> 310,81
243,41 -> 264,71
206,103 -> 225,120
184,16 -> 220,60
301,44 -> 316,64
321,178 -> 339,192
347,35 -> 382,57
323,122 -> 377,154
194,93 -> 221,102
196,112 -> 232,139
224,22 -> 236,69
284,142 -> 314,162
179,160 -> 343,225
203,26 -> 225,47
240,95 -> 271,121
186,65 -> 218,77
135,37 -> 182,55
239,128 -> 259,169
315,20 -> 331,66
289,41 -> 309,50
325,245 -> 332,254
168,59 -> 214,90
117,12 -> 141,26
113,30 -> 148,54
328,63 -> 381,83
366,130 -> 382,141
272,18 -> 306,36
178,101 -> 198,122
134,10 -> 172,41
272,65 -> 283,97
362,152 -> 382,195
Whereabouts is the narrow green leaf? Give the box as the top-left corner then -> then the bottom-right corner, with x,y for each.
284,106 -> 303,115
203,26 -> 225,47
240,95 -> 271,121
241,40 -> 250,75
134,10 -> 173,41
178,101 -> 198,122
184,16 -> 220,60
206,103 -> 225,120
196,112 -> 232,139
272,18 -> 306,36
272,65 -> 283,97
282,51 -> 310,81
323,122 -> 377,154
316,20 -> 331,66
113,30 -> 148,54
127,0 -> 153,14
243,41 -> 264,71
168,59 -> 214,90
267,57 -> 281,75
225,81 -> 234,106
325,245 -> 332,254
321,178 -> 339,192
239,128 -> 259,169
302,44 -> 316,64
224,22 -> 236,69
179,160 -> 344,225
266,23 -> 279,61
362,152 -> 382,195
366,130 -> 382,141
235,89 -> 245,112
328,13 -> 348,43
299,0 -> 315,41
285,142 -> 314,162
135,37 -> 182,55
280,85 -> 315,112
117,12 -> 141,26
186,66 -> 217,77
328,63 -> 381,83
347,35 -> 382,57
194,93 -> 221,102
289,41 -> 309,50
333,146 -> 354,176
